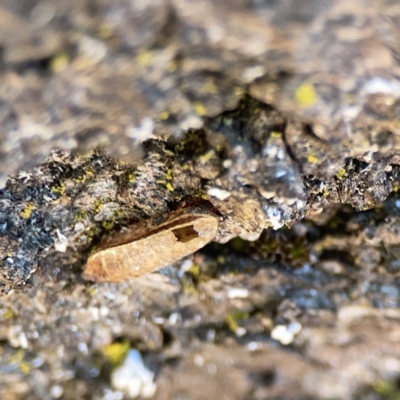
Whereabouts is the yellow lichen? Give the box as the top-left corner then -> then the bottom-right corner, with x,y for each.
234,87 -> 244,97
193,102 -> 207,116
136,50 -> 153,67
8,349 -> 24,364
295,82 -> 318,108
94,199 -> 103,213
335,168 -> 348,180
74,209 -> 89,221
165,168 -> 173,181
270,131 -> 282,139
98,23 -> 113,39
181,276 -> 199,296
307,153 -> 319,163
50,52 -> 69,73
200,150 -> 214,163
20,204 -> 35,219
51,183 -> 66,195
101,339 -> 130,366
127,173 -> 135,183
193,192 -> 205,199
167,60 -> 177,73
187,263 -> 200,278
19,361 -> 30,374
74,175 -> 87,184
102,220 -> 115,230
159,111 -> 169,121
87,287 -> 98,296
2,309 -> 14,320
205,77 -> 217,94
114,209 -> 126,219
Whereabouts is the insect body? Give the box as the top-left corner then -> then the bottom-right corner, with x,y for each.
84,206 -> 219,282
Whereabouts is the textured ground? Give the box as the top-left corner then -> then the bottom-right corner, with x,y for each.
2,1 -> 400,399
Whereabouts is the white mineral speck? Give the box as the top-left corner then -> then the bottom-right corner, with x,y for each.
239,231 -> 262,241
111,349 -> 157,399
18,331 -> 28,349
242,66 -> 265,83
78,342 -> 89,355
127,118 -> 155,143
193,354 -> 204,367
206,329 -> 216,342
247,341 -> 261,351
362,77 -> 400,96
235,327 -> 247,337
54,229 -> 68,253
168,312 -> 180,325
102,389 -> 123,400
179,259 -> 193,276
50,385 -> 64,399
78,36 -> 108,63
271,322 -> 302,345
207,187 -> 231,200
152,317 -> 164,324
227,287 -> 249,299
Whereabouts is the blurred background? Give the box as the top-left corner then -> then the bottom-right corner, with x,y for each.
2,0 -> 400,185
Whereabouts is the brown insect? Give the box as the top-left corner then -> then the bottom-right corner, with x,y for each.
83,204 -> 219,282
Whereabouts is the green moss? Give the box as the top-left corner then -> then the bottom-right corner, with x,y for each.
229,237 -> 251,251
373,380 -> 400,400
289,243 -> 307,259
181,275 -> 199,296
225,310 -> 250,333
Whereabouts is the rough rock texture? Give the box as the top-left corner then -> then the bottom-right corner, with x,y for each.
2,1 -> 400,399
2,0 -> 400,184
3,97 -> 400,295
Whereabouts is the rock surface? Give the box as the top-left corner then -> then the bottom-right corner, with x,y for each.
2,1 -> 400,399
